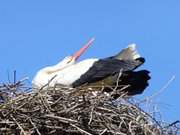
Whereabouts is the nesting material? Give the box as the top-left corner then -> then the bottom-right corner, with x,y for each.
0,80 -> 179,135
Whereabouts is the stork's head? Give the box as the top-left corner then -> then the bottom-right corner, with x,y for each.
32,38 -> 95,88
55,37 -> 95,70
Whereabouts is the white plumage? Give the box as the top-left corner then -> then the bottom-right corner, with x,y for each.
32,58 -> 98,88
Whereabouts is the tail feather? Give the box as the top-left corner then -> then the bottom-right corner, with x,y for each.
103,70 -> 150,97
114,44 -> 140,60
119,70 -> 151,96
112,44 -> 145,70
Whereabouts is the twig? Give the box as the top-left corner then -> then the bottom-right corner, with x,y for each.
70,123 -> 93,135
114,69 -> 122,90
11,115 -> 27,135
88,106 -> 94,125
99,128 -> 107,135
147,75 -> 175,100
45,114 -> 78,124
29,118 -> 41,135
164,120 -> 180,128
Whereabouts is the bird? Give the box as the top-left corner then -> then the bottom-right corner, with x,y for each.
32,38 -> 150,96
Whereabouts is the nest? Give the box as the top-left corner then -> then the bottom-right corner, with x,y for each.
0,78 -> 179,135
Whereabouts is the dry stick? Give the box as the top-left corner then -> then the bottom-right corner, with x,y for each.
141,75 -> 175,103
114,69 -> 123,90
14,70 -> 16,84
0,120 -> 14,124
10,115 -> 27,135
96,106 -> 117,114
18,77 -> 29,83
88,106 -> 94,125
45,125 -> 64,130
128,121 -> 134,135
50,96 -> 63,106
65,103 -> 84,113
99,128 -> 107,135
45,114 -> 78,124
164,120 -> 180,129
116,132 -> 127,135
29,118 -> 41,135
36,75 -> 57,91
70,123 -> 93,135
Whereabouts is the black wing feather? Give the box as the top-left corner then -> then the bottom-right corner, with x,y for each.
72,57 -> 144,87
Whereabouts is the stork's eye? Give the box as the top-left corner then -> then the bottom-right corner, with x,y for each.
67,56 -> 73,63
67,60 -> 71,63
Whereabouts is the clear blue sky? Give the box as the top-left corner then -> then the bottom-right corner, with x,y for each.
0,1 -> 179,122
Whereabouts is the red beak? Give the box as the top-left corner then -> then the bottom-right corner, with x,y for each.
73,38 -> 95,61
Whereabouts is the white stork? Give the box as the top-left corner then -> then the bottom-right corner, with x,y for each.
32,38 -> 150,95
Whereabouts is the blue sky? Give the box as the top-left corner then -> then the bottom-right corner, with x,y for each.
0,1 -> 179,122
